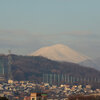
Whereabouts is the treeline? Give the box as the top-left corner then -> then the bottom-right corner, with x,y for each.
0,97 -> 8,100
68,95 -> 100,100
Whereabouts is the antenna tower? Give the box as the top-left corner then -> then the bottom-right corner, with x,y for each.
8,50 -> 13,80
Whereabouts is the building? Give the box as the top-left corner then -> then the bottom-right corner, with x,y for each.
30,93 -> 47,100
24,96 -> 30,100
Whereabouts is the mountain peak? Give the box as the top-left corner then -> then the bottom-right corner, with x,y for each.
52,44 -> 67,47
50,44 -> 71,49
30,44 -> 89,63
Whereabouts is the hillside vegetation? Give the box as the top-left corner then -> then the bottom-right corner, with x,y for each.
0,55 -> 100,83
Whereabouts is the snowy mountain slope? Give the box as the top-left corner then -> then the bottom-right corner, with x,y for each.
30,44 -> 89,63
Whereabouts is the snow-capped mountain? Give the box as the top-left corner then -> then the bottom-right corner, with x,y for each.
30,44 -> 89,63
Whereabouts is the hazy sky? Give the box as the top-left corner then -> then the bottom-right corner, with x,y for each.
0,0 -> 100,59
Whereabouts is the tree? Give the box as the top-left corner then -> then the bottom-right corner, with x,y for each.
0,97 -> 8,100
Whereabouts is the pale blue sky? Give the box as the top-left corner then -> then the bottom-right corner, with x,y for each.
0,0 -> 100,58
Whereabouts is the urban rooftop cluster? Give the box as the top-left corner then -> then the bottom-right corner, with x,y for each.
0,80 -> 100,100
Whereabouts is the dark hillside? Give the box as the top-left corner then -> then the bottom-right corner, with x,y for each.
0,55 -> 100,83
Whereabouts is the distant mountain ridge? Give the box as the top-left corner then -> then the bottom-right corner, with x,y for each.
80,58 -> 100,71
94,57 -> 100,67
30,44 -> 89,63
